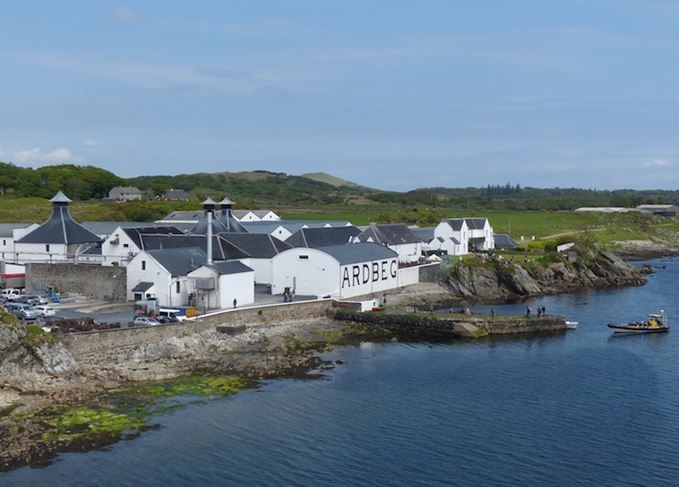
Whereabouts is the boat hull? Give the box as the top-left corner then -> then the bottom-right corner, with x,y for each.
607,324 -> 669,334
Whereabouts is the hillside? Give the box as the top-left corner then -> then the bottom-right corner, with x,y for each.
302,172 -> 361,188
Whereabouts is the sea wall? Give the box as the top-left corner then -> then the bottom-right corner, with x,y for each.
333,308 -> 566,338
26,263 -> 127,301
61,299 -> 334,362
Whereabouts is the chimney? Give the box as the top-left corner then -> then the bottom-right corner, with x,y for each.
219,196 -> 234,231
203,197 -> 216,265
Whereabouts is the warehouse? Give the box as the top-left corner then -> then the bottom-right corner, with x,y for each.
187,261 -> 255,311
353,224 -> 423,263
270,243 -> 401,299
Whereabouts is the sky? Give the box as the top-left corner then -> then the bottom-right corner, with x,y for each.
2,0 -> 679,191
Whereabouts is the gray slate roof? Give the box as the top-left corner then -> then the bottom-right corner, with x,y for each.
131,281 -> 154,292
17,195 -> 101,245
218,233 -> 291,258
318,243 -> 398,264
0,223 -> 35,238
140,234 -> 250,261
164,189 -> 190,200
286,226 -> 361,248
82,221 -> 150,236
204,261 -> 254,275
444,218 -> 465,231
410,227 -> 435,242
465,218 -> 488,230
355,224 -> 420,245
158,210 -> 203,222
147,247 -> 207,276
494,234 -> 518,248
122,226 -> 185,249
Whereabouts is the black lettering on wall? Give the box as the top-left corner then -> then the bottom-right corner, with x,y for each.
352,265 -> 361,286
372,262 -> 379,282
342,267 -> 350,288
362,264 -> 370,284
381,261 -> 387,280
390,260 -> 397,278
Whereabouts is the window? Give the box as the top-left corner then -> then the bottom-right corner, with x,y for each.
2,240 -> 5,246
299,255 -> 309,260
141,260 -> 146,270
45,244 -> 50,252
176,281 -> 181,293
123,243 -> 129,248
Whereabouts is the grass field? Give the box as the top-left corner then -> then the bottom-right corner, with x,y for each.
2,197 -> 677,248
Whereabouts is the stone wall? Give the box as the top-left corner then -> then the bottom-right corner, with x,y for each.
26,263 -> 127,301
61,299 -> 335,360
333,308 -> 566,338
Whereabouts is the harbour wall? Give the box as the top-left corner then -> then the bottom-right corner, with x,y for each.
333,308 -> 566,338
61,299 -> 334,361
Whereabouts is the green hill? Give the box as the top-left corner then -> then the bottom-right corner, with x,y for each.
302,172 -> 361,188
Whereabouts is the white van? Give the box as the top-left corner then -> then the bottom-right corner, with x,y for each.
1,289 -> 22,301
158,308 -> 187,323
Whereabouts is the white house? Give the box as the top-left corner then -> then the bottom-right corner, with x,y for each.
126,247 -> 207,305
464,218 -> 495,251
353,224 -> 422,264
0,223 -> 39,262
270,243 -> 402,299
434,219 -> 470,255
106,186 -> 142,202
187,261 -> 255,310
101,225 -> 186,266
14,192 -> 101,263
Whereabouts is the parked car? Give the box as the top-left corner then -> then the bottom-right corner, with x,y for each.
6,303 -> 40,321
1,289 -> 22,301
34,305 -> 56,317
133,316 -> 161,326
15,295 -> 48,306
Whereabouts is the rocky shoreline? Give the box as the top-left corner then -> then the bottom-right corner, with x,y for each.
410,247 -> 651,305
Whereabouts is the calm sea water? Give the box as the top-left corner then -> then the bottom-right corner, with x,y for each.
5,258 -> 679,486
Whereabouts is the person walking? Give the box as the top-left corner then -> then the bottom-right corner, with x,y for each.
541,304 -> 546,316
233,298 -> 237,309
526,305 -> 531,319
537,305 -> 542,318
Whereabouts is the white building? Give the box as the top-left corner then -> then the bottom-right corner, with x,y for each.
353,224 -> 422,264
126,247 -> 207,305
101,226 -> 186,266
218,233 -> 291,285
271,243 -> 403,299
464,218 -> 495,251
434,219 -> 469,255
0,223 -> 39,262
14,192 -> 101,263
232,210 -> 281,222
106,186 -> 142,202
187,261 -> 255,310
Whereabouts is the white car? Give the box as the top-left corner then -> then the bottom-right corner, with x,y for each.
133,316 -> 161,326
1,289 -> 22,301
34,305 -> 56,317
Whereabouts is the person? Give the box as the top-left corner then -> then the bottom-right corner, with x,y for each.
537,305 -> 542,318
491,308 -> 496,318
526,305 -> 531,319
233,298 -> 237,309
541,305 -> 546,317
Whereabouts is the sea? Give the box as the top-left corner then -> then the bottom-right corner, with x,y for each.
4,258 -> 679,486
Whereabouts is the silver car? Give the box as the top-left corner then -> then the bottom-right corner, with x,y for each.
6,303 -> 40,320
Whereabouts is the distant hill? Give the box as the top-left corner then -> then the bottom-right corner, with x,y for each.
302,172 -> 361,188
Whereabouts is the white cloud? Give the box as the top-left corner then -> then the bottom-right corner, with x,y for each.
110,7 -> 141,22
0,147 -> 78,166
641,158 -> 673,167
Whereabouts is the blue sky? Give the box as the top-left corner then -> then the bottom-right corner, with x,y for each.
2,0 -> 679,190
